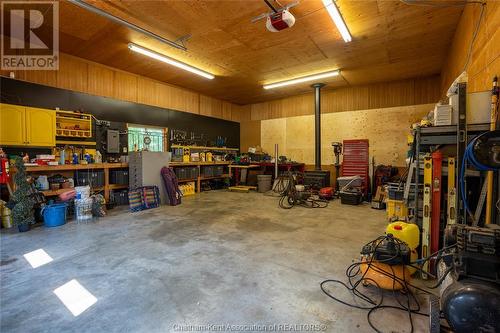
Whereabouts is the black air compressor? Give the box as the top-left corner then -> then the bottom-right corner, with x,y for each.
430,224 -> 500,333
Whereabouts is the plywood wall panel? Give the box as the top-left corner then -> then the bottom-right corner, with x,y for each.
87,64 -> 114,98
156,82 -> 171,109
441,2 -> 500,94
261,104 -> 433,167
268,100 -> 283,119
285,115 -> 315,163
169,85 -> 199,114
414,76 -> 441,104
231,104 -> 251,122
282,93 -> 314,117
222,101 -> 232,121
23,70 -> 58,87
57,54 -> 88,92
200,95 -> 222,118
1,52 -> 237,121
137,77 -> 157,107
113,71 -> 137,102
260,118 -> 287,156
249,76 -> 439,120
251,102 -> 269,121
240,120 -> 261,153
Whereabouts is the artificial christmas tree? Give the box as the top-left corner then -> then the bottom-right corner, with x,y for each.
10,157 -> 35,232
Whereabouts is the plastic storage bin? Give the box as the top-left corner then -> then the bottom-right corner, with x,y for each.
75,170 -> 105,187
42,203 -> 67,227
340,191 -> 362,205
202,166 -> 214,177
175,168 -> 187,180
214,166 -> 224,176
110,189 -> 129,206
110,169 -> 129,185
188,167 -> 198,179
337,176 -> 363,190
386,199 -> 408,221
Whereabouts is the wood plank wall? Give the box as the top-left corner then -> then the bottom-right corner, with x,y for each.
260,104 -> 433,167
441,1 -> 500,94
1,52 -> 442,154
248,76 -> 440,121
0,53 -> 248,123
240,76 -> 440,154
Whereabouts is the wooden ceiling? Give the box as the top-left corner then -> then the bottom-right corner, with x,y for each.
17,1 -> 466,104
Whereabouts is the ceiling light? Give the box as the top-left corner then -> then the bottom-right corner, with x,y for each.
128,43 -> 215,80
322,0 -> 352,43
263,70 -> 340,89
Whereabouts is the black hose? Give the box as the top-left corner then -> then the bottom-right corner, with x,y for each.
320,235 -> 453,332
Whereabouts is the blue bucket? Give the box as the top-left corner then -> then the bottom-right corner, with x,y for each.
42,203 -> 67,227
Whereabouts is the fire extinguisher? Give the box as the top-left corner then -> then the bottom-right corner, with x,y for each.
0,157 -> 10,184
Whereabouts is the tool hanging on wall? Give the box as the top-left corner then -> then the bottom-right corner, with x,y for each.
447,157 -> 456,225
422,154 -> 432,279
431,151 -> 443,274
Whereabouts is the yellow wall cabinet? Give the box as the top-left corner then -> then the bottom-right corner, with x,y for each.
0,103 -> 56,147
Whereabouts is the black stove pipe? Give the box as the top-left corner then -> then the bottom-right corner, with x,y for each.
312,83 -> 325,171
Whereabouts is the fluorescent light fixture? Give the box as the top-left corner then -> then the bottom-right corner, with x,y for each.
128,43 -> 215,80
322,0 -> 352,43
263,70 -> 340,89
24,249 -> 53,268
54,279 -> 97,316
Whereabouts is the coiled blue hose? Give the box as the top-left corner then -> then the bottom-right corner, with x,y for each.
460,133 -> 498,217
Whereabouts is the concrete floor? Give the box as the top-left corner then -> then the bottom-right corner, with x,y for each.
1,191 -> 427,333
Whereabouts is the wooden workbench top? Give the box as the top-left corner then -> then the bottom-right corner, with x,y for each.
25,162 -> 128,172
168,161 -> 232,166
228,164 -> 260,169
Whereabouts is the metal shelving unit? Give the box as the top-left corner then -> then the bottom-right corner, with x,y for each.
413,123 -> 489,226
413,82 -> 490,227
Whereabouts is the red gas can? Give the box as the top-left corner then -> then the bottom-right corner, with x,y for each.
319,187 -> 334,200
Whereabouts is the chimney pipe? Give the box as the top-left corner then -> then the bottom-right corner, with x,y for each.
312,83 -> 325,171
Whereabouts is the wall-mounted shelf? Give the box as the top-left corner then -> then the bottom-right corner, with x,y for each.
169,161 -> 231,166
56,140 -> 97,146
56,110 -> 92,138
170,145 -> 239,151
16,163 -> 128,201
56,129 -> 92,137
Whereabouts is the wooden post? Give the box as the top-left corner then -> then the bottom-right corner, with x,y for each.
104,163 -> 110,202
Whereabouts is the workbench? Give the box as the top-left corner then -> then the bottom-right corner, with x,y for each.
169,161 -> 232,192
18,163 -> 129,202
252,162 -> 305,173
228,162 -> 305,186
228,164 -> 260,185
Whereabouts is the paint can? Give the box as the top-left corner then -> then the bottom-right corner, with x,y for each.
2,206 -> 13,229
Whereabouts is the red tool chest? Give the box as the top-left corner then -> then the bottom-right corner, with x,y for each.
341,139 -> 369,196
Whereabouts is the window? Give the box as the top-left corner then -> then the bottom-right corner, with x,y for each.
127,125 -> 167,152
